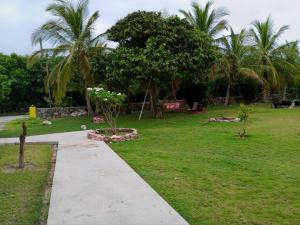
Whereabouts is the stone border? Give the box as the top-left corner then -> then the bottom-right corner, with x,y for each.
87,128 -> 138,143
209,117 -> 240,122
40,144 -> 57,225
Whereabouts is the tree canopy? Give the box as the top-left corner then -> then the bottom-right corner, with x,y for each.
106,11 -> 218,117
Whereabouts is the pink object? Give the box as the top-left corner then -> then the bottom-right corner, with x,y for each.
164,102 -> 180,110
93,116 -> 104,124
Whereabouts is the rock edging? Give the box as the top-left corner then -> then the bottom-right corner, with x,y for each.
87,128 -> 138,143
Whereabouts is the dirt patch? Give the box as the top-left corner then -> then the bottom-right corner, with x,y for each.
209,117 -> 240,122
2,163 -> 37,173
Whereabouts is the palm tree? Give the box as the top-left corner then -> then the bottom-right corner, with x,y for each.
216,27 -> 261,105
179,1 -> 228,39
31,0 -> 103,115
273,42 -> 300,100
249,17 -> 289,102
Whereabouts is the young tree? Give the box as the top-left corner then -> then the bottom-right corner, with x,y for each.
31,0 -> 104,115
249,17 -> 289,102
87,87 -> 126,134
238,104 -> 251,138
19,122 -> 27,169
216,28 -> 262,105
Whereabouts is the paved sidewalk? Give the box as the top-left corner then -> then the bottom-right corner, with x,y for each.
0,115 -> 26,131
0,131 -> 189,225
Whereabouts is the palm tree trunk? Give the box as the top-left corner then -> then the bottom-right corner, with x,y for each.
224,80 -> 231,105
84,84 -> 94,117
282,83 -> 288,101
262,88 -> 270,103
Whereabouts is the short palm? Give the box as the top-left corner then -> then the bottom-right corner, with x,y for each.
273,42 -> 300,100
249,17 -> 289,101
217,27 -> 261,105
31,0 -> 102,114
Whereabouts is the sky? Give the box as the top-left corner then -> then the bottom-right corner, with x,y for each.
0,0 -> 299,55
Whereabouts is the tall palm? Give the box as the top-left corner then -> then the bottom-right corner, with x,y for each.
31,0 -> 103,115
179,1 -> 228,39
216,27 -> 261,105
249,17 -> 289,102
273,41 -> 300,100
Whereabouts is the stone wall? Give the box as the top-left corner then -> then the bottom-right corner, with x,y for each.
37,106 -> 87,119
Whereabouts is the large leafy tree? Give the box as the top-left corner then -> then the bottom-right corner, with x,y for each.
0,53 -> 51,113
0,70 -> 11,101
107,11 -> 217,118
179,1 -> 228,40
31,0 -> 103,115
216,28 -> 261,105
249,17 -> 289,102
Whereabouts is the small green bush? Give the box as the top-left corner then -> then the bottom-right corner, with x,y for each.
238,104 -> 252,137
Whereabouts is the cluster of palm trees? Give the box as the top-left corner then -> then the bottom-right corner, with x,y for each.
31,0 -> 300,113
180,1 -> 300,104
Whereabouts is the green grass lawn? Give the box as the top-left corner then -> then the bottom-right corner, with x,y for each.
1,104 -> 300,224
0,145 -> 52,225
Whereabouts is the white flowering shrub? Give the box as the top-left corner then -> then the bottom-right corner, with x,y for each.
87,87 -> 126,133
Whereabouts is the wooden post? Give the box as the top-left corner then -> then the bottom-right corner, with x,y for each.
19,122 -> 27,169
139,81 -> 151,121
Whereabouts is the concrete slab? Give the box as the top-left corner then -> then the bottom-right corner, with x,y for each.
0,131 -> 189,225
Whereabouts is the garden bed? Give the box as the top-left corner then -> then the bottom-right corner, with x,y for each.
87,128 -> 138,143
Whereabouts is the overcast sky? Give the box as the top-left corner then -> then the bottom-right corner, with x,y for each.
0,0 -> 299,55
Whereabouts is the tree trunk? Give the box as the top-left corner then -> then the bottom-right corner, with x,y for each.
224,81 -> 231,106
19,122 -> 27,169
125,90 -> 132,114
80,54 -> 95,117
148,82 -> 163,118
85,84 -> 94,117
262,88 -> 270,103
282,83 -> 288,101
171,80 -> 177,101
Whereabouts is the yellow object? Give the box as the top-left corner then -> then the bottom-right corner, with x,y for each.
29,105 -> 37,118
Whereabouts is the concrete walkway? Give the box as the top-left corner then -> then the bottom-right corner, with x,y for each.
0,115 -> 27,131
0,131 -> 189,225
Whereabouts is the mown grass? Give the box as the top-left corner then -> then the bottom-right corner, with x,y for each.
0,144 -> 52,225
112,105 -> 300,224
1,104 -> 300,224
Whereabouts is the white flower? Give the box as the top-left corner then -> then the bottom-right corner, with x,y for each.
117,93 -> 122,96
99,88 -> 104,91
87,88 -> 92,91
104,98 -> 108,101
95,87 -> 101,91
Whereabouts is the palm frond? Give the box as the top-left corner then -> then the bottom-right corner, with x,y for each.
180,0 -> 228,38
